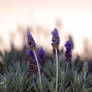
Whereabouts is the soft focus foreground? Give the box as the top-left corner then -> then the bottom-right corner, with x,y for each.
0,28 -> 92,92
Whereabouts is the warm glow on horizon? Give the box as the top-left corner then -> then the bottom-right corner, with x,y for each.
0,0 -> 92,54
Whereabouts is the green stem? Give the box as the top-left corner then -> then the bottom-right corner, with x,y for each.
33,75 -> 38,92
55,48 -> 58,92
33,50 -> 42,91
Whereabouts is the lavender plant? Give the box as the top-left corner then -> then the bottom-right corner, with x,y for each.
37,47 -> 45,71
27,30 -> 42,91
28,49 -> 37,75
0,27 -> 92,92
51,28 -> 60,92
64,40 -> 72,63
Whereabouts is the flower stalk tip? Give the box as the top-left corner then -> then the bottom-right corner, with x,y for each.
65,40 -> 72,63
27,30 -> 36,50
37,47 -> 45,70
51,28 -> 60,49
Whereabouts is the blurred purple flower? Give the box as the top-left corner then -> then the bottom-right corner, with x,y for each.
65,40 -> 72,49
27,30 -> 36,49
28,49 -> 34,56
65,40 -> 72,63
28,49 -> 37,75
37,47 -> 45,70
51,28 -> 60,48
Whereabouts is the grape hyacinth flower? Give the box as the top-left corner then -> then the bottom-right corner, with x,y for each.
28,49 -> 37,75
65,40 -> 72,63
51,28 -> 60,92
37,47 -> 45,71
27,30 -> 36,50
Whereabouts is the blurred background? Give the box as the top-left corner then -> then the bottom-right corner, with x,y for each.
0,0 -> 92,60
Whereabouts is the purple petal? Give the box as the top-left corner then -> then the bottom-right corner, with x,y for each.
28,49 -> 34,57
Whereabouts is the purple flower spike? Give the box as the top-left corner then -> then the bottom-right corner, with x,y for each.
65,40 -> 72,49
52,28 -> 58,36
65,40 -> 72,63
37,47 -> 45,69
27,29 -> 36,49
51,28 -> 60,48
27,32 -> 33,40
28,49 -> 34,57
28,49 -> 37,75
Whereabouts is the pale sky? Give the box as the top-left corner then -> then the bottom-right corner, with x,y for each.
0,0 -> 92,54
